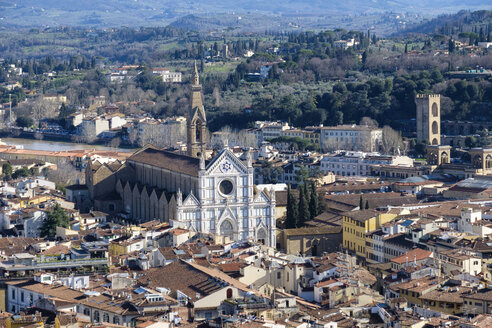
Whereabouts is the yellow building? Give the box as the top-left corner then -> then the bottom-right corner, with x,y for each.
389,276 -> 442,308
108,236 -> 145,256
420,287 -> 472,315
17,195 -> 52,208
342,209 -> 397,258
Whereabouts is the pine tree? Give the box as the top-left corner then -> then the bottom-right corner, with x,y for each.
309,182 -> 319,220
298,186 -> 310,227
285,185 -> 298,229
40,204 -> 70,238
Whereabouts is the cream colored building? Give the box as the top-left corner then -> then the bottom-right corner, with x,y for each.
320,125 -> 382,152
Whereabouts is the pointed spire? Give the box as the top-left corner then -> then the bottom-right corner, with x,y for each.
193,60 -> 200,86
177,188 -> 182,206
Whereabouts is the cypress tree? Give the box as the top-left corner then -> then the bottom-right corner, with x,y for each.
309,182 -> 319,220
285,185 -> 298,229
359,195 -> 364,209
304,182 -> 310,209
298,185 -> 310,227
365,200 -> 370,209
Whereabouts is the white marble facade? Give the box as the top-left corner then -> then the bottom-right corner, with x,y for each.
172,148 -> 276,247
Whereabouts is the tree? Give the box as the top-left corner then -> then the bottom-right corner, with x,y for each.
359,195 -> 364,209
12,168 -> 31,179
360,116 -> 378,127
298,185 -> 310,227
295,166 -> 309,186
448,39 -> 456,53
381,125 -> 403,155
29,98 -> 57,128
285,185 -> 298,229
309,183 -> 319,220
45,160 -> 84,188
16,116 -> 34,128
40,204 -> 70,238
365,200 -> 370,209
2,163 -> 12,178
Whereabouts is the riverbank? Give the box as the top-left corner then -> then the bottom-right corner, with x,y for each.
0,129 -> 138,153
0,137 -> 137,153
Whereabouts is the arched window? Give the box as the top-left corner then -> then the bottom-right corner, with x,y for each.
103,313 -> 109,323
226,288 -> 233,299
432,121 -> 439,134
432,103 -> 438,117
93,311 -> 100,322
113,317 -> 120,325
83,308 -> 90,316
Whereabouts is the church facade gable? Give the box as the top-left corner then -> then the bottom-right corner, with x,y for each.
182,192 -> 200,207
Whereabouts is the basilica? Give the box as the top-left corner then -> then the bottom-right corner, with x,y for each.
86,64 -> 277,247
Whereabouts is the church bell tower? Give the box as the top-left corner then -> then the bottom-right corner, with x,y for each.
187,61 -> 207,158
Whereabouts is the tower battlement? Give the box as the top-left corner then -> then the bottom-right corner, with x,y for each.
416,94 -> 440,99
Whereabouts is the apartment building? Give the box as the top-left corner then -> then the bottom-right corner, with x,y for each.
320,125 -> 382,152
320,151 -> 413,177
342,210 -> 398,258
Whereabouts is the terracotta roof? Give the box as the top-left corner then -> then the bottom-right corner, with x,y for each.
462,288 -> 492,302
283,226 -> 342,236
219,262 -> 244,273
420,287 -> 472,304
41,245 -> 71,256
390,248 -> 432,264
137,261 -> 226,301
342,209 -> 379,222
314,279 -> 340,288
5,279 -> 85,302
127,146 -> 203,177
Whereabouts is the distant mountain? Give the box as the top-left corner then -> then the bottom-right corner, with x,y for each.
1,0 -> 492,28
398,10 -> 492,35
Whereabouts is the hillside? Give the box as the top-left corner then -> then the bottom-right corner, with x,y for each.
0,0 -> 492,29
398,10 -> 492,35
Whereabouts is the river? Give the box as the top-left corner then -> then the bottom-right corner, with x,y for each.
0,137 -> 137,153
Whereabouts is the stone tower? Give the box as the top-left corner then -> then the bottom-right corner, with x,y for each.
187,61 -> 207,158
416,94 -> 441,145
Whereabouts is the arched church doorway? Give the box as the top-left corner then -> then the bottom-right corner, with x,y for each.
257,228 -> 267,245
220,219 -> 235,240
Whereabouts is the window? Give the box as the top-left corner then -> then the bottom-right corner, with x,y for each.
20,292 -> 24,302
94,311 -> 100,322
12,289 -> 15,300
103,313 -> 109,322
113,317 -> 120,325
277,272 -> 281,280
